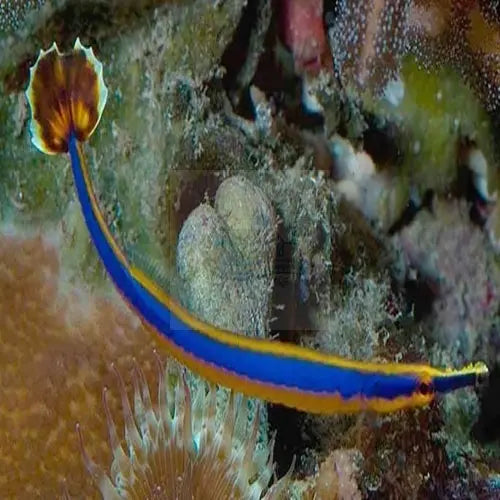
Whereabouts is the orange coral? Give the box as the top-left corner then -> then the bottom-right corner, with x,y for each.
0,229 -> 161,497
0,229 -> 287,498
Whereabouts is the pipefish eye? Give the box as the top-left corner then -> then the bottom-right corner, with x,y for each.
418,380 -> 434,396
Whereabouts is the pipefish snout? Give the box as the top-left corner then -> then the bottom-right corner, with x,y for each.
25,39 -> 489,414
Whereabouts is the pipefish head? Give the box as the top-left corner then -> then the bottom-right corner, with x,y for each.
366,361 -> 489,413
425,361 -> 489,396
25,38 -> 108,155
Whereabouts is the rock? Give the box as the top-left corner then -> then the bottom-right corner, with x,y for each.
177,175 -> 276,338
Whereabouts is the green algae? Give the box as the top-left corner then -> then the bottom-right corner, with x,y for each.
364,57 -> 497,197
0,0 -> 246,287
0,91 -> 70,222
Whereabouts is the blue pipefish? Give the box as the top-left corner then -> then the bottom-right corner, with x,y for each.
25,39 -> 488,414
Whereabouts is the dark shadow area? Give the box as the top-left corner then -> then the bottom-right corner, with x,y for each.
219,0 -> 324,131
267,404 -> 317,478
362,112 -> 404,168
404,275 -> 436,321
266,222 -> 324,477
473,364 -> 500,443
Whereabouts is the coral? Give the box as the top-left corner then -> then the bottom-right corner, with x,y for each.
328,133 -> 406,230
358,408 -> 460,497
362,57 -> 497,198
395,198 -> 498,359
299,449 -> 362,500
329,0 -> 409,93
327,0 -> 500,109
0,229 -> 161,497
0,0 -> 45,33
0,229 -> 282,498
304,272 -> 392,362
407,0 -> 500,111
177,175 -> 277,337
287,449 -> 362,500
304,401 -> 487,498
79,362 -> 291,499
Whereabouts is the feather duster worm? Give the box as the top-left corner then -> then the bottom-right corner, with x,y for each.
78,362 -> 292,499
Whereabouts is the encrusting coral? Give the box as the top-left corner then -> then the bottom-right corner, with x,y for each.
0,229 -> 284,498
0,229 -> 158,497
328,0 -> 500,109
395,198 -> 498,359
78,361 -> 292,499
291,449 -> 362,500
0,0 -> 45,32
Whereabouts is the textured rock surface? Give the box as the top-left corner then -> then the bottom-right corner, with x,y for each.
177,175 -> 277,337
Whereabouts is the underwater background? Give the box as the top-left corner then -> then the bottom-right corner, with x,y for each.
0,0 -> 499,498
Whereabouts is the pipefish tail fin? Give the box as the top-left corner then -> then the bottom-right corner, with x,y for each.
26,38 -> 108,154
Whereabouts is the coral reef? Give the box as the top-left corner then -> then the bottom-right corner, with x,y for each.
395,198 -> 498,359
79,362 -> 291,499
1,0 -> 499,497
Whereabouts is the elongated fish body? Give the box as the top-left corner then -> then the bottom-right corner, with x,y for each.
25,39 -> 488,414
